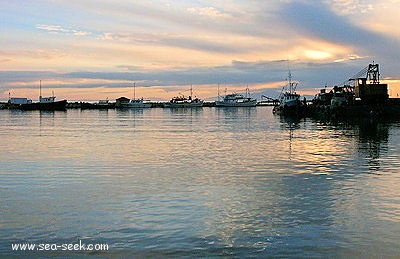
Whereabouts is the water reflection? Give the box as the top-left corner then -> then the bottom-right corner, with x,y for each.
278,115 -> 303,160
216,107 -> 256,117
1,108 -> 399,258
274,114 -> 400,256
166,107 -> 203,115
39,110 -> 57,136
355,120 -> 389,171
277,113 -> 394,174
216,107 -> 257,133
316,119 -> 390,172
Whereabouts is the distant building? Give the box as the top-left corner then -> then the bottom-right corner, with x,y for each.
116,97 -> 130,107
9,98 -> 32,105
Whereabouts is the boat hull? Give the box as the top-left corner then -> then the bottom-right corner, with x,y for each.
215,100 -> 257,107
273,102 -> 308,117
81,102 -> 116,109
19,100 -> 67,110
118,103 -> 152,108
282,99 -> 300,107
163,102 -> 203,108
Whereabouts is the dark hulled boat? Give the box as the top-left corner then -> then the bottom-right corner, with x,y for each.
19,99 -> 67,110
18,81 -> 67,110
273,70 -> 306,115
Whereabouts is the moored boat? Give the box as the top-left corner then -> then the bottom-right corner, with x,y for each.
215,87 -> 257,107
116,83 -> 152,108
273,70 -> 303,115
81,99 -> 116,109
116,97 -> 152,108
164,86 -> 203,108
164,95 -> 203,108
19,99 -> 67,110
13,81 -> 67,110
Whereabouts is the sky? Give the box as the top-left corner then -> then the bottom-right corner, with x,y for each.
1,0 -> 400,101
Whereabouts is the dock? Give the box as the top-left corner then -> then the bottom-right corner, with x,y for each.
274,63 -> 400,121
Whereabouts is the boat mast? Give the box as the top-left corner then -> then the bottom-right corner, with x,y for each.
133,82 -> 136,100
288,70 -> 292,94
218,83 -> 220,101
39,80 -> 42,102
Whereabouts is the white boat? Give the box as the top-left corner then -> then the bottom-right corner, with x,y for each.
215,87 -> 257,107
116,83 -> 152,108
164,95 -> 203,108
117,97 -> 152,108
164,86 -> 203,108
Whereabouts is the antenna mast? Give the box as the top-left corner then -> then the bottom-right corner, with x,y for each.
39,80 -> 42,102
218,83 -> 220,101
288,70 -> 293,93
133,82 -> 136,100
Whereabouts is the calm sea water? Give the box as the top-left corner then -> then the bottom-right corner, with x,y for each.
1,107 -> 399,258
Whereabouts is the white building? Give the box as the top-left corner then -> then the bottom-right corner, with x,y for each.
9,98 -> 32,105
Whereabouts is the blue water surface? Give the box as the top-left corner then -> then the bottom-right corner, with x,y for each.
1,107 -> 399,258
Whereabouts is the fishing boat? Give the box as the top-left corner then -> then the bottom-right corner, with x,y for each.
278,70 -> 301,108
164,86 -> 203,108
215,87 -> 257,107
273,70 -> 302,115
19,97 -> 67,111
116,83 -> 152,108
18,81 -> 67,110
